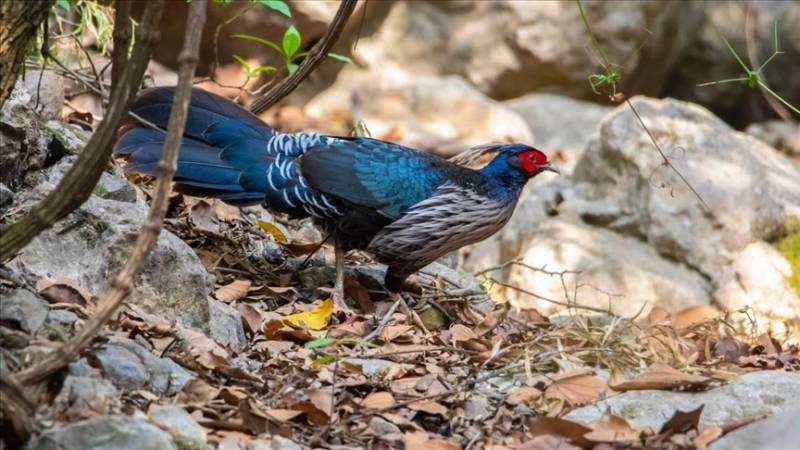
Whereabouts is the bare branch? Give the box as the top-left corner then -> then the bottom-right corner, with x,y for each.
0,372 -> 35,444
248,0 -> 358,115
12,0 -> 207,386
0,0 -> 54,108
0,0 -> 164,264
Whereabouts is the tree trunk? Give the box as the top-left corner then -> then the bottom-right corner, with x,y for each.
0,0 -> 54,108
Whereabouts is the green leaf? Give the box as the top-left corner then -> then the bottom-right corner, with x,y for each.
231,54 -> 251,71
287,62 -> 299,75
252,65 -> 278,75
56,0 -> 70,11
327,52 -> 354,64
312,354 -> 338,366
258,0 -> 291,17
231,34 -> 284,56
282,25 -> 301,58
305,337 -> 336,349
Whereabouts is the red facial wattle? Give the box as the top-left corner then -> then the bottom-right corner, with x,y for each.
518,149 -> 548,173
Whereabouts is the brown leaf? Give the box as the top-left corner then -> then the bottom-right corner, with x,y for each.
237,303 -> 262,334
693,425 -> 722,449
475,304 -> 509,337
189,199 -> 221,234
211,199 -> 241,221
673,305 -> 721,328
215,279 -> 251,303
528,416 -> 594,449
544,372 -> 607,405
516,435 -> 582,450
306,387 -> 333,422
449,324 -> 478,342
178,327 -> 229,369
176,379 -> 219,404
611,363 -> 710,391
408,399 -> 448,415
403,431 -> 461,450
714,338 -> 750,363
584,414 -> 641,443
381,324 -> 414,342
363,391 -> 396,409
264,409 -> 303,423
505,386 -> 542,406
753,333 -> 779,355
36,277 -> 93,306
660,405 -> 704,434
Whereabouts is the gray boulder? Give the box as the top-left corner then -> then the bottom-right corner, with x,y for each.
0,288 -> 48,334
26,415 -> 177,450
149,406 -> 207,450
565,371 -> 800,428
351,1 -> 702,100
710,407 -> 800,450
11,159 -> 215,330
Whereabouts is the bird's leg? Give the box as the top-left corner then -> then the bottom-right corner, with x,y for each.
332,237 -> 351,313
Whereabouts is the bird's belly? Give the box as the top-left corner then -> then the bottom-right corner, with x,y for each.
367,192 -> 515,271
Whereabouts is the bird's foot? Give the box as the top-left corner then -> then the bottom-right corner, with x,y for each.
332,282 -> 353,315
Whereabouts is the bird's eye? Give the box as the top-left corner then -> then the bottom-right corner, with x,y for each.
527,155 -> 534,161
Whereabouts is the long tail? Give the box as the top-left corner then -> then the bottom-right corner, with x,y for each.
114,87 -> 337,217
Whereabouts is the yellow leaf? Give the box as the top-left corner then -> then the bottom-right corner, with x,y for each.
283,299 -> 335,330
258,219 -> 289,244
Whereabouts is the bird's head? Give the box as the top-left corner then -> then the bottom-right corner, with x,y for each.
480,144 -> 559,186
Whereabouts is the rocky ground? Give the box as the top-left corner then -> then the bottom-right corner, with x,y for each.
2,1 -> 800,450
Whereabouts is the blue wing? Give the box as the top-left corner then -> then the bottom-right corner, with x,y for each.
299,138 -> 451,219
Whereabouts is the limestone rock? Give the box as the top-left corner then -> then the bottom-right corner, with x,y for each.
0,288 -> 48,334
352,1 -> 702,100
11,159 -> 215,330
149,406 -> 207,450
565,371 -> 800,428
93,337 -> 193,395
710,407 -> 800,450
504,219 -> 711,317
27,415 -> 178,450
305,71 -> 532,157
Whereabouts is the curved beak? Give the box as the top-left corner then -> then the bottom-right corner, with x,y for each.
541,162 -> 560,175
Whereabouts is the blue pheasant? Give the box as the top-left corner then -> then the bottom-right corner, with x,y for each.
115,87 -> 558,309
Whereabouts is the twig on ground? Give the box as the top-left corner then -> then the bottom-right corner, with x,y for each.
0,0 -> 163,264
362,295 -> 403,343
0,372 -> 35,444
12,0 -> 206,386
248,0 -> 358,115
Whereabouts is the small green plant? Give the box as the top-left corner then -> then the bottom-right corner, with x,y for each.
51,0 -> 126,56
232,25 -> 353,76
3,215 -> 18,225
698,20 -> 799,117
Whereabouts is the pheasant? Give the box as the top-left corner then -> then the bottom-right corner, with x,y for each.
114,87 -> 558,310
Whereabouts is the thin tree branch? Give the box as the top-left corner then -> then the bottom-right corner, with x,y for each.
0,372 -> 35,444
0,0 -> 164,264
12,0 -> 207,387
248,0 -> 357,115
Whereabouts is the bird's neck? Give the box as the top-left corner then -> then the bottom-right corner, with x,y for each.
479,162 -> 528,199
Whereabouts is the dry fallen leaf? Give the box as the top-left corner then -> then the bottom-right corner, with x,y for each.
215,279 -> 251,303
381,324 -> 415,342
237,303 -> 262,334
505,386 -> 542,406
363,391 -> 396,409
408,399 -> 448,415
659,405 -> 704,435
673,305 -> 721,328
36,277 -> 93,306
178,326 -> 229,370
449,324 -> 478,342
611,363 -> 710,391
403,431 -> 461,450
584,413 -> 641,443
544,371 -> 607,405
283,299 -> 335,330
693,425 -> 722,449
528,416 -> 593,449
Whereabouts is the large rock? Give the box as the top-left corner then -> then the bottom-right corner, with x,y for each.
562,96 -> 800,318
351,1 -> 702,100
92,337 -> 194,396
0,75 -> 82,189
710,407 -> 800,450
27,415 -> 178,450
665,1 -> 800,126
565,371 -> 800,429
11,159 -> 215,330
305,71 -> 533,157
0,288 -> 48,334
746,120 -> 800,159
503,219 -> 710,316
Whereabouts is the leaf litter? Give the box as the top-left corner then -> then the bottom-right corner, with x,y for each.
5,194 -> 798,449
